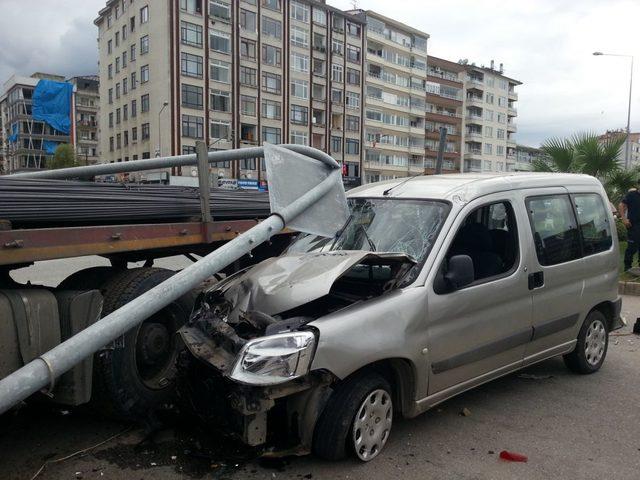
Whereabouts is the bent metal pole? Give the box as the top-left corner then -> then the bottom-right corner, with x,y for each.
0,170 -> 341,416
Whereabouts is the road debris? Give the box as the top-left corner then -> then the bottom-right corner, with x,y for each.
460,408 -> 472,417
499,450 -> 528,462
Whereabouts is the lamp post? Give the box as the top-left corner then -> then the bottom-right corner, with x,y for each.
593,52 -> 634,169
157,100 -> 169,158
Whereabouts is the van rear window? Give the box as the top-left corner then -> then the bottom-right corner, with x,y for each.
573,194 -> 612,255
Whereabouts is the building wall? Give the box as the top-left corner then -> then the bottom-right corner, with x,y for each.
514,144 -> 548,171
95,0 -> 365,185
462,64 -> 519,173
356,10 -> 429,183
70,76 -> 100,165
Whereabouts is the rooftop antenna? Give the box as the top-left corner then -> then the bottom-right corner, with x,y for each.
351,0 -> 359,9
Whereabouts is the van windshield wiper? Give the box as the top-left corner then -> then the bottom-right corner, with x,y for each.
358,224 -> 377,252
330,213 -> 354,250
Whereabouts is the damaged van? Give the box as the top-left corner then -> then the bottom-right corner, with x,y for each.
177,173 -> 623,462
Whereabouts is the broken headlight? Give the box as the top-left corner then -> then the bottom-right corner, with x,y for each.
229,331 -> 316,386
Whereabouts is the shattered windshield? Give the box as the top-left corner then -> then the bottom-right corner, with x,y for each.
287,198 -> 450,267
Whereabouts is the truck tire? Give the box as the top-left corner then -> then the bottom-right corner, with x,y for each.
92,267 -> 195,419
58,266 -> 122,290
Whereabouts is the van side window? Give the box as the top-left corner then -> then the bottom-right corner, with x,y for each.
573,194 -> 612,255
526,195 -> 581,266
445,201 -> 518,283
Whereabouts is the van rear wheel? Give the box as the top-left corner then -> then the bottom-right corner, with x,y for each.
563,310 -> 609,374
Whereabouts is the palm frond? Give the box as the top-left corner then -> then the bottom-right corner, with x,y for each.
540,136 -> 575,172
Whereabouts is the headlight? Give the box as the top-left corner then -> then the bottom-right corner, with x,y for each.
229,331 -> 316,386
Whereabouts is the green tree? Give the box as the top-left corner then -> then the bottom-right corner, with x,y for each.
534,132 -> 630,203
49,143 -> 77,170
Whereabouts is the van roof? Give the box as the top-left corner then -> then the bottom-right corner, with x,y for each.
347,172 -> 602,202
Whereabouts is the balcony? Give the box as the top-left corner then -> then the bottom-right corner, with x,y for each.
466,95 -> 483,106
507,138 -> 516,147
466,130 -> 482,140
464,150 -> 482,159
467,77 -> 483,86
508,107 -> 517,116
508,90 -> 518,101
465,113 -> 483,123
507,122 -> 517,132
427,69 -> 460,82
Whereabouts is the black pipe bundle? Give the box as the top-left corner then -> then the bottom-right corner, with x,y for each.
0,178 -> 271,228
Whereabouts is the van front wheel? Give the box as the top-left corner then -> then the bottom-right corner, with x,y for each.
563,310 -> 609,374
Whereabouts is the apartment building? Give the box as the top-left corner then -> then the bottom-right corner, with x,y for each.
0,73 -> 71,172
425,56 -> 464,173
461,61 -> 520,173
349,10 -> 429,183
599,130 -> 640,168
513,144 -> 548,171
70,76 -> 100,165
95,0 -> 365,186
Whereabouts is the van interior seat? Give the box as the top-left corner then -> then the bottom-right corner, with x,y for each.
450,223 -> 504,280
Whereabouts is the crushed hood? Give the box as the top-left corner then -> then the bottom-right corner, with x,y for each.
217,250 -> 415,318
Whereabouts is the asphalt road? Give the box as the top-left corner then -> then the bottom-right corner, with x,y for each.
2,258 -> 640,480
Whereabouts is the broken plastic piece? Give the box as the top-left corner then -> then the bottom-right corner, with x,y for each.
499,450 -> 528,462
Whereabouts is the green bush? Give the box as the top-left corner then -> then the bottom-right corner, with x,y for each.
616,218 -> 628,242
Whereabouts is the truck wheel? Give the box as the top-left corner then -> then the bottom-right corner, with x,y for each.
563,309 -> 609,374
313,372 -> 393,462
92,268 -> 195,419
58,266 -> 122,290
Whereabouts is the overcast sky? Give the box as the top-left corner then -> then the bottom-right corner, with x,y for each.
0,0 -> 638,147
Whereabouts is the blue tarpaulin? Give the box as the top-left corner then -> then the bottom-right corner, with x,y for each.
43,140 -> 61,155
8,123 -> 18,143
32,79 -> 73,134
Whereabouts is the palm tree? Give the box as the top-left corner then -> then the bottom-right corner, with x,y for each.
534,131 -> 629,203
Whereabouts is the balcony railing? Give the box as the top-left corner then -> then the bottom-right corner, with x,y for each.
507,123 -> 517,132
508,107 -> 517,116
426,109 -> 461,118
467,77 -> 484,85
508,90 -> 518,100
427,69 -> 460,82
466,130 -> 482,138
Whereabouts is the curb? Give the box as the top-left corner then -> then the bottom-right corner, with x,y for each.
619,281 -> 640,296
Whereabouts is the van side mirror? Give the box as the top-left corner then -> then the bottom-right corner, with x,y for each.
444,255 -> 474,290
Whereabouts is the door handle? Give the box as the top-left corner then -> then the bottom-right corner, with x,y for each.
528,271 -> 544,290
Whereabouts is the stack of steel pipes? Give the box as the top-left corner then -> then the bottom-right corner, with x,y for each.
0,178 -> 271,228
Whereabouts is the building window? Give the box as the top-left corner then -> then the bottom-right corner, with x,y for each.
109,136 -> 114,151
346,68 -> 360,85
211,89 -> 230,111
115,57 -> 120,73
107,39 -> 112,54
141,93 -> 149,112
331,136 -> 341,153
312,8 -> 326,25
210,1 -> 230,20
182,114 -> 204,138
262,126 -> 281,143
140,64 -> 149,83
497,128 -> 505,139
240,158 -> 256,170
346,115 -> 359,132
332,39 -> 344,55
124,130 -> 129,146
291,79 -> 308,99
346,22 -> 361,37
210,59 -> 230,83
122,24 -> 127,41
262,44 -> 281,66
116,133 -> 121,149
240,124 -> 257,143
108,64 -> 113,79
210,30 -> 230,53
123,77 -> 128,94
115,83 -> 120,99
182,22 -> 203,48
122,51 -> 128,67
140,35 -> 149,54
262,72 -> 281,93
240,38 -> 256,60
141,123 -> 149,140
130,44 -> 136,62
107,14 -> 112,28
262,0 -> 280,11
262,99 -> 281,119
262,16 -> 282,38
182,84 -> 204,109
130,16 -> 135,32
312,57 -> 325,76
108,112 -> 114,128
240,95 -> 257,116
291,104 -> 308,124
239,66 -> 257,86
181,52 -> 203,78
240,9 -> 257,32
497,145 -> 505,155
290,0 -> 309,22
484,143 -> 493,154
290,25 -> 309,48
131,99 -> 137,117
332,64 -> 343,82
180,0 -> 203,14
291,52 -> 309,72
210,120 -> 230,139
140,5 -> 149,24
115,31 -> 120,47
346,139 -> 360,155
290,130 -> 308,145
345,91 -> 360,109
346,45 -> 360,63
131,71 -> 137,89
312,83 -> 325,101
108,88 -> 113,105
331,88 -> 343,104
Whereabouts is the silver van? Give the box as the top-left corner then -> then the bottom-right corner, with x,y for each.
178,173 -> 623,462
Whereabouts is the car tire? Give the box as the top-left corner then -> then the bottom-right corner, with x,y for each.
58,266 -> 123,290
91,268 -> 195,419
563,309 -> 609,374
312,372 -> 393,462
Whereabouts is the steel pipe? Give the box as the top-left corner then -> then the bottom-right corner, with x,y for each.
0,164 -> 341,414
12,145 -> 339,180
